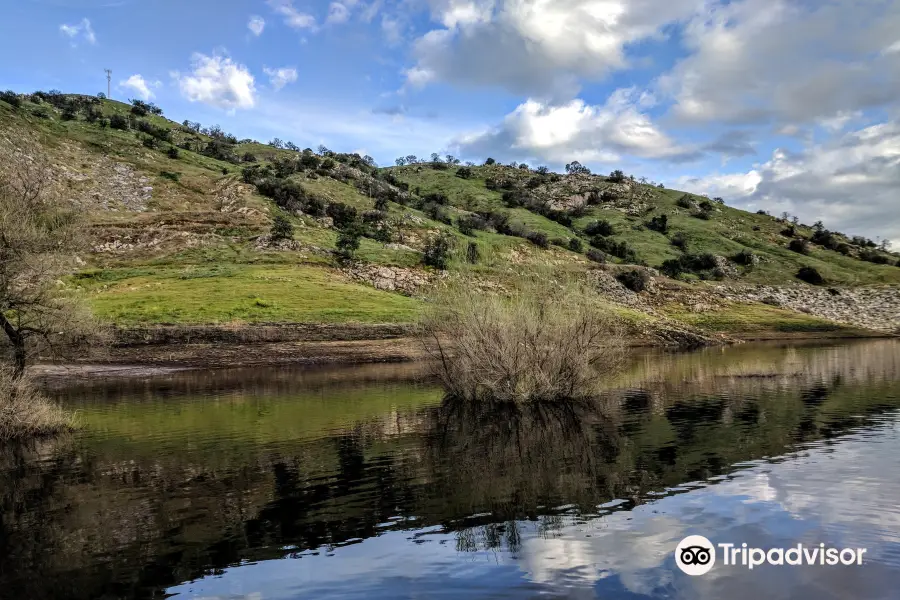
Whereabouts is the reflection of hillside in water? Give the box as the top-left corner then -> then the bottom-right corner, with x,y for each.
0,340 -> 898,598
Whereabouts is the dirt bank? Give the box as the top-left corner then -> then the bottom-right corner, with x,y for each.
29,318 -> 894,377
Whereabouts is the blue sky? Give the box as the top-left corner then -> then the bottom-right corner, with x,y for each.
3,0 -> 900,244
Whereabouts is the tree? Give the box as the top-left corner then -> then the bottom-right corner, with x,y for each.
97,92 -> 106,99
608,169 -> 626,183
270,214 -> 294,241
0,153 -> 95,379
484,157 -> 496,165
270,138 -> 284,149
336,222 -> 363,259
318,145 -> 332,156
285,141 -> 300,152
395,157 -> 407,166
405,155 -> 418,165
423,233 -> 454,269
813,220 -> 825,232
565,161 -> 591,175
431,152 -> 441,163
363,155 -> 376,167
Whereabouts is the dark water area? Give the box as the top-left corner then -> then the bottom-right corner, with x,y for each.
3,341 -> 900,599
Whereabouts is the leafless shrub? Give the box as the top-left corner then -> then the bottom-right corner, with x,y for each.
0,366 -> 75,440
420,275 -> 626,403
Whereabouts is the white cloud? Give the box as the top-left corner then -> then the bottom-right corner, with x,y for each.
454,88 -> 700,165
678,120 -> 900,244
59,18 -> 96,46
405,0 -> 703,99
263,66 -> 299,91
381,15 -> 404,45
359,0 -> 382,23
120,75 -> 160,101
248,15 -> 266,36
175,52 -> 257,111
659,0 -> 900,125
267,0 -> 317,30
326,2 -> 350,24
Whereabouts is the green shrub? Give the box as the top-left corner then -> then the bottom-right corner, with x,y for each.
732,249 -> 758,266
109,114 -> 129,130
326,202 -> 358,229
788,239 -> 810,254
796,266 -> 824,285
617,269 -> 651,292
0,90 -> 21,108
859,249 -> 891,265
456,167 -> 474,179
568,238 -> 583,253
584,219 -> 615,237
660,253 -> 719,278
466,241 -> 480,264
607,169 -> 626,183
270,214 -> 294,241
646,214 -> 668,234
586,249 -> 607,263
670,232 -> 690,252
457,214 -> 487,236
676,195 -> 695,209
525,231 -> 549,248
167,146 -> 180,159
160,171 -> 180,182
423,233 -> 454,269
590,236 -> 638,262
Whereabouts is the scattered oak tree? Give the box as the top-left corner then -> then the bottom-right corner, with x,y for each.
1,152 -> 96,379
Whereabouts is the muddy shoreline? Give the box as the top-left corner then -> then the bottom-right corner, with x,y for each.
30,323 -> 894,379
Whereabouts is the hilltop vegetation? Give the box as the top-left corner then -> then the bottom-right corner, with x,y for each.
1,90 -> 898,340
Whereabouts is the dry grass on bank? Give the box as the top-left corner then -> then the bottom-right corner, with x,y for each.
420,276 -> 626,403
0,367 -> 75,440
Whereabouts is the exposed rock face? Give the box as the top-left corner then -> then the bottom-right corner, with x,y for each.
721,285 -> 900,332
344,265 -> 433,295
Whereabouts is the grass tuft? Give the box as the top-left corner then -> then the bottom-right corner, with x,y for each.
0,367 -> 76,440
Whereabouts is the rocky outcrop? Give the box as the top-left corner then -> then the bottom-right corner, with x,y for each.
720,285 -> 900,332
344,264 -> 434,295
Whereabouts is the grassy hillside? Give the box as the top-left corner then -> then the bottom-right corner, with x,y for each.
1,91 -> 898,337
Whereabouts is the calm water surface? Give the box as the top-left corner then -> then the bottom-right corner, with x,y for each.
3,340 -> 900,599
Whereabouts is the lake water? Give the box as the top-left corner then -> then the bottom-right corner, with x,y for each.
3,340 -> 900,599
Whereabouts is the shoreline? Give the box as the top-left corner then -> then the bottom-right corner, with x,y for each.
31,323 -> 895,378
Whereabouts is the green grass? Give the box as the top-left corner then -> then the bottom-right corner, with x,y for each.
4,94 -> 899,334
84,264 -> 422,324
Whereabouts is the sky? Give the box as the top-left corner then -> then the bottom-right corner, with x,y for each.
2,0 -> 900,245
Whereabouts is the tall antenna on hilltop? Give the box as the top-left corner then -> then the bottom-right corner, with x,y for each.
104,69 -> 112,99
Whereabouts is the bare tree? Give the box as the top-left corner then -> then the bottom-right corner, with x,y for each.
0,152 -> 96,379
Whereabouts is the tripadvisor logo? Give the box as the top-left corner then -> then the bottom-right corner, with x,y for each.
676,535 -> 716,576
675,535 -> 867,575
